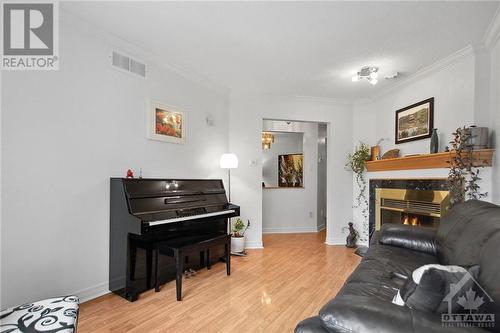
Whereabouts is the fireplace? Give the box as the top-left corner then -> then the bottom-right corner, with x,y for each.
375,188 -> 450,230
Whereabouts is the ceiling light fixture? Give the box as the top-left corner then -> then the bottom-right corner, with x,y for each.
385,72 -> 399,80
261,132 -> 274,150
352,66 -> 379,85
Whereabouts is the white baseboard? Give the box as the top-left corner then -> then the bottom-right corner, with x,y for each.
317,224 -> 326,232
325,237 -> 345,246
74,281 -> 110,303
245,240 -> 264,249
263,226 -> 321,234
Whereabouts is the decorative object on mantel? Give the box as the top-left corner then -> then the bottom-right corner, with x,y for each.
447,126 -> 488,206
381,149 -> 400,160
148,101 -> 186,144
395,97 -> 434,144
469,126 -> 489,150
126,169 -> 134,178
365,149 -> 493,172
261,132 -> 275,150
369,138 -> 389,161
231,218 -> 249,256
370,146 -> 380,161
345,222 -> 359,248
345,143 -> 370,242
430,128 -> 439,153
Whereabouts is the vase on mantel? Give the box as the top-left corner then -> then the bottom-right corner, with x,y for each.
430,129 -> 439,154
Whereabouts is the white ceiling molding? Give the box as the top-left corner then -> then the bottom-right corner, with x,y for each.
482,5 -> 500,49
59,8 -> 230,97
353,45 -> 475,105
291,95 -> 353,106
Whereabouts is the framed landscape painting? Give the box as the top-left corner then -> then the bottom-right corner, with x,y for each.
148,101 -> 186,144
395,98 -> 434,144
278,153 -> 304,187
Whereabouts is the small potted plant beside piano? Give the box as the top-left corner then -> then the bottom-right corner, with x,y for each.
231,218 -> 248,256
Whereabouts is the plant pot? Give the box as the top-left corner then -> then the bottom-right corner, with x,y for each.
231,236 -> 245,253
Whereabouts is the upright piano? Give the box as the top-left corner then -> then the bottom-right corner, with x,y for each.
109,178 -> 240,301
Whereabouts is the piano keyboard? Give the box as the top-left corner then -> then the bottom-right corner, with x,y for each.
146,209 -> 236,227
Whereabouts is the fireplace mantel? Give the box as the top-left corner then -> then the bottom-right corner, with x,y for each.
365,149 -> 494,172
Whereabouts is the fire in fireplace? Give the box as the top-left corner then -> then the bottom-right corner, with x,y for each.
375,188 -> 450,230
403,213 -> 420,226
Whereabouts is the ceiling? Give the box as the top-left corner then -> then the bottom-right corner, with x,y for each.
63,1 -> 499,101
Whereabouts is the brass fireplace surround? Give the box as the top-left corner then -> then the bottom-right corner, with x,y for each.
375,188 -> 450,230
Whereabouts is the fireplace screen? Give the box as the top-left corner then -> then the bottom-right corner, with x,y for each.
381,209 -> 439,228
375,188 -> 450,230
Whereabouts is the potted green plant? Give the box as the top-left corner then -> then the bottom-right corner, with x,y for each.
231,218 -> 249,254
346,143 -> 370,242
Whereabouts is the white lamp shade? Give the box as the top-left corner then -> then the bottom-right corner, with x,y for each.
220,153 -> 238,169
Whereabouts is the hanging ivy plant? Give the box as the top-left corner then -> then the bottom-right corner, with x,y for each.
447,126 -> 487,206
346,143 -> 370,242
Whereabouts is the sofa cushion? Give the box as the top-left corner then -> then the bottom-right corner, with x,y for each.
338,244 -> 438,302
437,200 -> 500,266
294,316 -> 329,333
478,231 -> 500,331
319,295 -> 485,333
364,242 -> 438,278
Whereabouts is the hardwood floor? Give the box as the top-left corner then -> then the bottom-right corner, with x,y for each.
78,231 -> 360,332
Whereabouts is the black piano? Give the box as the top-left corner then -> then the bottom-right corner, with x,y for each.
109,178 -> 240,301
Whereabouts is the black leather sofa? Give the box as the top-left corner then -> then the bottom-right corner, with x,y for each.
295,200 -> 500,333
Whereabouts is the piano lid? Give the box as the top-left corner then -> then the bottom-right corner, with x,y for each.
121,178 -> 229,218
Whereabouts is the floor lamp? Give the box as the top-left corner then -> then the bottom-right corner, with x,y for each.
219,153 -> 238,202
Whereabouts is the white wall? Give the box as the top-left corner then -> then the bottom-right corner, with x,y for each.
354,52 -> 477,156
352,50 -> 494,244
262,132 -> 303,187
0,16 -> 229,308
490,38 -> 500,204
262,122 -> 318,233
229,94 -> 353,248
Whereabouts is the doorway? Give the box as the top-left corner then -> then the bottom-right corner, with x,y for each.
261,119 -> 328,235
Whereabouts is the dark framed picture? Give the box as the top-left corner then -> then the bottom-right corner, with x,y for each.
395,97 -> 434,144
278,154 -> 303,187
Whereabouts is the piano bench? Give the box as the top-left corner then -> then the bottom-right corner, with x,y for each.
154,234 -> 231,301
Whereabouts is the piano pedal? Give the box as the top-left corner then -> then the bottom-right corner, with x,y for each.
183,269 -> 197,278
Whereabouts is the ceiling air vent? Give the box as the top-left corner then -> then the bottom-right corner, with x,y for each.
111,51 -> 146,78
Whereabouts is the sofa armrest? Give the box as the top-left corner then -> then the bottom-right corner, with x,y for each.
379,223 -> 437,256
319,295 -> 484,333
295,316 -> 329,333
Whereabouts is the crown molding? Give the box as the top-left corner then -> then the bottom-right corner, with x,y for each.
353,45 -> 475,105
291,94 -> 354,105
261,93 -> 354,106
483,4 -> 500,49
60,8 -> 230,96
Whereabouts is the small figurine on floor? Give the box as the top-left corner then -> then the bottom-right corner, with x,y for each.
126,169 -> 134,178
346,222 -> 358,248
